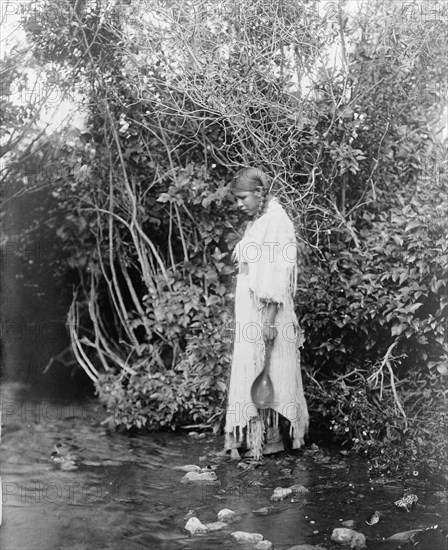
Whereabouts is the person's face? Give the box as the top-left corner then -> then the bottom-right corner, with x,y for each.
233,191 -> 259,217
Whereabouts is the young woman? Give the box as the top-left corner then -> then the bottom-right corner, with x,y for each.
224,167 -> 309,459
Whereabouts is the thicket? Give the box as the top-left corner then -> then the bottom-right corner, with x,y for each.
3,0 -> 446,478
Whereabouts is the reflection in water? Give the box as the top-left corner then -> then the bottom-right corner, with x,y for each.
1,381 -> 446,550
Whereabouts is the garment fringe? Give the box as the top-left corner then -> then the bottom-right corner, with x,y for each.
246,416 -> 264,459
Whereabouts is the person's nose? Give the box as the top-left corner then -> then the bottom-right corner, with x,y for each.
237,198 -> 244,208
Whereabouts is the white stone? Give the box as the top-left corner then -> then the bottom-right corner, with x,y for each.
184,517 -> 208,534
255,541 -> 273,550
180,470 -> 217,483
270,487 -> 293,501
231,531 -> 264,543
331,528 -> 366,548
331,528 -> 356,543
173,464 -> 201,472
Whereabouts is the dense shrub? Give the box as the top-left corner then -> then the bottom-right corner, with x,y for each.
300,175 -> 448,375
300,171 -> 448,476
95,268 -> 233,430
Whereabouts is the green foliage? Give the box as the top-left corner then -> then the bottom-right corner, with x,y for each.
299,175 -> 448,375
95,270 -> 232,430
300,168 -> 448,477
23,0 -> 120,68
61,159 -> 238,428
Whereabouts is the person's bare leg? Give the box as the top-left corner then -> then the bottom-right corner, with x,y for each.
223,431 -> 242,460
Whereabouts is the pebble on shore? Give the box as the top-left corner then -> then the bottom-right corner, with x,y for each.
270,483 -> 309,501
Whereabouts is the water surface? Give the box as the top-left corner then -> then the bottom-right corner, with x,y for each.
2,380 -> 446,550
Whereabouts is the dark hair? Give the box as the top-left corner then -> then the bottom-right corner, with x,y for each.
231,167 -> 270,192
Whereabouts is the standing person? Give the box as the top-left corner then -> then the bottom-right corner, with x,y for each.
224,167 -> 309,460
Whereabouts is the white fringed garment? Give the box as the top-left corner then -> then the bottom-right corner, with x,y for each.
224,198 -> 309,456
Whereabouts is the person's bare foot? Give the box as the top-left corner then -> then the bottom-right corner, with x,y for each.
230,448 -> 242,460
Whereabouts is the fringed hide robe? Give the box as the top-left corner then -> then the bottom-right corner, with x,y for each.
224,198 -> 309,457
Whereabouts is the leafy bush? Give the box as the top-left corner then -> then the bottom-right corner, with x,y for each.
95,271 -> 233,430
299,174 -> 448,375
300,170 -> 448,476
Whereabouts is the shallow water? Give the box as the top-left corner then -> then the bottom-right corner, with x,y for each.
1,380 -> 447,550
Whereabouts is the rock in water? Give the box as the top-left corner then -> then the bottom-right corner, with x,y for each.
341,520 -> 356,528
217,508 -> 237,522
173,464 -> 201,472
365,511 -> 381,525
385,528 -> 423,542
332,528 -> 356,543
180,471 -> 217,483
231,531 -> 264,543
350,532 -> 367,549
255,541 -> 273,550
270,487 -> 293,501
331,528 -> 366,549
184,517 -> 208,534
289,484 -> 309,494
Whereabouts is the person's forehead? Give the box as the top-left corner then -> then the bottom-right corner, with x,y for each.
233,190 -> 252,197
